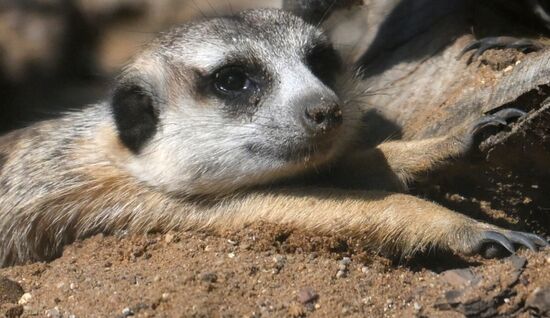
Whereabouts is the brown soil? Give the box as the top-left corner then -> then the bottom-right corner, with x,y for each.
0,225 -> 548,318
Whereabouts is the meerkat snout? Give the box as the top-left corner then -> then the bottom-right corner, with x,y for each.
302,95 -> 343,135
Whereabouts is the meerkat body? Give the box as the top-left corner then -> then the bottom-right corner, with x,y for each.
0,9 -> 546,267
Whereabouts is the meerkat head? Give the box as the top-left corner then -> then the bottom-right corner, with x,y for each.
110,9 -> 361,196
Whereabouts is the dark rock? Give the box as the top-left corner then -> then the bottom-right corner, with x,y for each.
0,277 -> 24,305
526,287 -> 550,317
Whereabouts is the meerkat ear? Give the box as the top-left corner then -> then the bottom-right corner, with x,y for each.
111,83 -> 159,153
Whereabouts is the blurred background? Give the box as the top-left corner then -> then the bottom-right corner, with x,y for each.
0,0 -> 281,133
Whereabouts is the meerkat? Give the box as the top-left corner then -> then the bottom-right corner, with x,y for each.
0,9 -> 547,267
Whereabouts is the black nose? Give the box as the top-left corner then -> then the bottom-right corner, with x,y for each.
303,99 -> 343,134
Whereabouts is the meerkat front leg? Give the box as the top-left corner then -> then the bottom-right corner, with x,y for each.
215,188 -> 547,257
334,108 -> 526,191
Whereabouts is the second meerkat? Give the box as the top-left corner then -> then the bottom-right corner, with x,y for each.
0,9 -> 547,267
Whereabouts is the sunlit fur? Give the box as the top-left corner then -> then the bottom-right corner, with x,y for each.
0,9 -> 544,266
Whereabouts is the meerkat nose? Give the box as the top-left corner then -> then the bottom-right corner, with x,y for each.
303,97 -> 343,134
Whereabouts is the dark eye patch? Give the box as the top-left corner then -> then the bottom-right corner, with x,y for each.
306,43 -> 343,87
194,60 -> 268,118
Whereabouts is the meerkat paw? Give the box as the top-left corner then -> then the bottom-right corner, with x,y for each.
454,108 -> 526,154
455,225 -> 548,258
457,36 -> 544,64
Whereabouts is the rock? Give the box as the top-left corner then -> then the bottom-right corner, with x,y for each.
440,269 -> 480,287
0,277 -> 24,305
526,287 -> 550,316
508,255 -> 527,271
121,307 -> 134,317
297,287 -> 318,305
336,270 -> 347,279
17,293 -> 32,305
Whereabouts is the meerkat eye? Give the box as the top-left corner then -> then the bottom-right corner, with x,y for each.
214,66 -> 252,94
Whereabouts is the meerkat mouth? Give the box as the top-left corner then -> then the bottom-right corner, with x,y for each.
245,136 -> 339,164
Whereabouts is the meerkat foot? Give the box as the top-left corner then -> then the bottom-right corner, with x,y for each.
453,107 -> 527,154
458,36 -> 544,64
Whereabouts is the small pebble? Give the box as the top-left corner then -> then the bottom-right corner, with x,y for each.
362,297 -> 372,305
122,307 -> 134,317
228,252 -> 236,258
18,293 -> 32,305
413,302 -> 422,312
336,270 -> 346,279
361,266 -> 369,274
46,307 -> 61,318
161,293 -> 170,301
338,264 -> 347,271
227,239 -> 238,245
164,233 -> 175,243
340,257 -> 351,266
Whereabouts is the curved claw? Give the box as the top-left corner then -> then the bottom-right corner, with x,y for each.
458,40 -> 483,59
458,36 -> 544,63
473,108 -> 527,135
508,231 -> 538,251
472,116 -> 507,134
478,230 -> 548,258
521,232 -> 549,247
492,108 -> 527,121
481,231 -> 516,254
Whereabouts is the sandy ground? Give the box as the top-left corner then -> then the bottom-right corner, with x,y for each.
0,224 -> 548,318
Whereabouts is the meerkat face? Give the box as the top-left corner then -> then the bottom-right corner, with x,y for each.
111,9 -> 361,195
